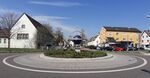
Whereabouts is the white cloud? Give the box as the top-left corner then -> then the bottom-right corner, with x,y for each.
33,16 -> 80,34
0,8 -> 20,14
28,1 -> 84,7
33,16 -> 69,20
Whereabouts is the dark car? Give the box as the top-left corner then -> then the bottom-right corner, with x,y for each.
103,46 -> 114,51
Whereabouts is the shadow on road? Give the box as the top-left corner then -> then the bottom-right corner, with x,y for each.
141,69 -> 150,74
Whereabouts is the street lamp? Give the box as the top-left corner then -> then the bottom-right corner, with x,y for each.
146,15 -> 150,30
146,15 -> 150,46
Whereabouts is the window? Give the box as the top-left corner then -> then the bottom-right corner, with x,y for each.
146,35 -> 148,38
17,33 -> 29,39
116,38 -> 119,40
116,33 -> 119,35
4,39 -> 6,43
108,32 -> 112,37
21,24 -> 25,28
109,33 -> 112,36
123,38 -> 126,40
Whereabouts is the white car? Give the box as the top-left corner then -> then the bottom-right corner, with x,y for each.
143,45 -> 150,51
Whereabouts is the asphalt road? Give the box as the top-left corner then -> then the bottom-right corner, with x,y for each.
0,53 -> 150,78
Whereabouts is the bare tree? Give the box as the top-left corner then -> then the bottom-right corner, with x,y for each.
42,24 -> 53,35
0,12 -> 18,48
80,29 -> 87,46
80,29 -> 86,40
36,23 -> 55,48
54,27 -> 64,46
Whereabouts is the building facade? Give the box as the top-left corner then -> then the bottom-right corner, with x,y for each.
87,35 -> 101,46
141,30 -> 150,46
99,26 -> 142,47
0,13 -> 52,48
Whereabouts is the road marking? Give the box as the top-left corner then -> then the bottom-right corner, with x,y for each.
2,55 -> 148,74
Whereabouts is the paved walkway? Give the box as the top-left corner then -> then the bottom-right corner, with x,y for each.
13,53 -> 137,70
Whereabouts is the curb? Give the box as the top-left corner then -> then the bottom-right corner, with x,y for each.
39,53 -> 114,61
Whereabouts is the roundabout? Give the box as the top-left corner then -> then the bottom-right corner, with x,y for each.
2,53 -> 148,74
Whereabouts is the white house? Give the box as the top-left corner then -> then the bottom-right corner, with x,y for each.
87,35 -> 101,46
0,13 -> 52,48
0,29 -> 8,48
68,40 -> 74,47
141,30 -> 150,46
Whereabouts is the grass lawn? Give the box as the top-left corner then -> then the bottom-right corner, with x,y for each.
0,48 -> 48,53
44,49 -> 107,58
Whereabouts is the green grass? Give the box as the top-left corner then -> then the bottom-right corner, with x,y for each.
44,49 -> 107,58
0,48 -> 48,53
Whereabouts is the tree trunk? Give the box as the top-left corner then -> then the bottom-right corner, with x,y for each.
8,38 -> 10,49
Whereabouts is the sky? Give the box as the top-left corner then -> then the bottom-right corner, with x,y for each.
0,0 -> 150,39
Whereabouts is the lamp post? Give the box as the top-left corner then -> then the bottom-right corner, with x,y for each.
146,15 -> 150,46
146,15 -> 150,30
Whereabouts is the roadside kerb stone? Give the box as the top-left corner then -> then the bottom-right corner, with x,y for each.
39,53 -> 114,61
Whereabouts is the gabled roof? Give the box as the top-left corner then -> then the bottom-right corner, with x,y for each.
16,13 -> 50,33
143,30 -> 150,37
103,26 -> 141,33
90,35 -> 99,41
12,13 -> 46,30
24,13 -> 43,29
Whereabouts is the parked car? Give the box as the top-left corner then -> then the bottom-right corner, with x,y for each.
112,46 -> 124,51
143,45 -> 150,51
139,47 -> 144,50
127,47 -> 135,51
103,46 -> 114,51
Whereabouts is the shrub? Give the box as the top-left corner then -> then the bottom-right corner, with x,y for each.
86,45 -> 97,49
44,49 -> 107,58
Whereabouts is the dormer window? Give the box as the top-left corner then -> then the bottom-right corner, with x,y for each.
21,24 -> 25,28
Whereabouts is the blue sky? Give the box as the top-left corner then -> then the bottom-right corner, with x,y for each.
0,0 -> 150,39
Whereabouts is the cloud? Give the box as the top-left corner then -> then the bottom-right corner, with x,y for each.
33,16 -> 80,33
0,8 -> 20,14
28,1 -> 84,7
0,7 -> 21,14
33,16 -> 69,20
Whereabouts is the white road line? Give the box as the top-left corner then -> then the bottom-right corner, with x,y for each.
2,55 -> 148,74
